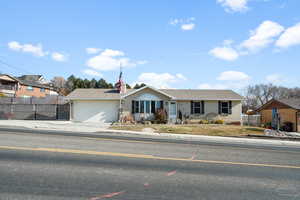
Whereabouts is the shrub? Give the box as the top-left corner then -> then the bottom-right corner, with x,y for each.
123,114 -> 134,123
282,121 -> 294,132
154,108 -> 167,124
214,119 -> 224,124
226,121 -> 241,126
264,122 -> 272,129
199,120 -> 209,124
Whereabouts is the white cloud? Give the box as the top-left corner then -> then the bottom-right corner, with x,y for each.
181,23 -> 195,31
265,74 -> 284,84
223,39 -> 234,46
198,70 -> 251,90
209,46 -> 239,61
83,69 -> 103,77
51,52 -> 67,62
275,23 -> 300,48
169,19 -> 180,25
217,70 -> 250,81
134,72 -> 186,89
240,20 -> 284,52
8,41 -> 47,57
170,17 -> 196,31
176,73 -> 187,80
217,0 -> 249,12
86,48 -> 101,54
198,83 -> 228,89
86,49 -> 146,71
100,49 -> 124,57
8,41 -> 22,50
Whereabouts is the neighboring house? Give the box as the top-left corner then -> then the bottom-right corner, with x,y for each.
0,74 -> 58,97
257,98 -> 300,132
66,85 -> 243,123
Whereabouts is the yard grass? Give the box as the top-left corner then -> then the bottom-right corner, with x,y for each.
110,124 -> 265,137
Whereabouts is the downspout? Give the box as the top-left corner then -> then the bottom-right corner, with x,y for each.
296,111 -> 299,132
69,101 -> 72,121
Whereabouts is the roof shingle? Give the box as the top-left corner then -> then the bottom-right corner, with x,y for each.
66,87 -> 243,100
279,98 -> 300,110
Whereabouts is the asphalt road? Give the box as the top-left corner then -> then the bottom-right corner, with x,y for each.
0,129 -> 300,200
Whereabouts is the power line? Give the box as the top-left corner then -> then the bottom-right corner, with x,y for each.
0,56 -> 34,75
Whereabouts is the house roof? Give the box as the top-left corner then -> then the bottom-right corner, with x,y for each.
0,74 -> 18,82
66,88 -> 134,100
257,98 -> 300,111
279,98 -> 300,110
18,75 -> 43,82
122,85 -> 174,99
160,89 -> 243,100
0,74 -> 54,90
66,87 -> 243,101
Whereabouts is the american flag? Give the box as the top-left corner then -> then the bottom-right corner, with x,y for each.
116,68 -> 126,94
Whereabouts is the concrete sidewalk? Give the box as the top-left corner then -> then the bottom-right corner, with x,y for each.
0,120 -> 110,132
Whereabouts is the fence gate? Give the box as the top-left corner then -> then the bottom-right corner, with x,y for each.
57,104 -> 70,120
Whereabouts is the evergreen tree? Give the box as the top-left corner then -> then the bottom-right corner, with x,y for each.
126,84 -> 131,89
133,83 -> 146,89
97,78 -> 109,88
90,78 -> 97,88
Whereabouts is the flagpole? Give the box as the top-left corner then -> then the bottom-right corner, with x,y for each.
119,63 -> 122,124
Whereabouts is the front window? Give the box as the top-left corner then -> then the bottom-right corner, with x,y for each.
194,102 -> 201,114
151,101 -> 156,113
145,101 -> 150,113
40,88 -> 45,92
134,101 -> 139,113
221,101 -> 229,114
27,86 -> 33,91
140,101 -> 145,113
192,101 -> 204,114
132,100 -> 163,114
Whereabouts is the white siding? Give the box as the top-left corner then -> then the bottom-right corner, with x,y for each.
177,100 -> 242,122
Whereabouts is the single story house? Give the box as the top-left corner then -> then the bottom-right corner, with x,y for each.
257,98 -> 300,132
0,74 -> 58,97
66,85 -> 243,123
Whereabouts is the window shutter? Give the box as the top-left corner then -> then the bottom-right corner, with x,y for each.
132,100 -> 135,114
191,101 -> 194,114
229,101 -> 232,114
201,101 -> 205,114
218,101 -> 221,114
160,100 -> 164,109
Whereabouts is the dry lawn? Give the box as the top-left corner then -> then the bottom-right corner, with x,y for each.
110,124 -> 265,137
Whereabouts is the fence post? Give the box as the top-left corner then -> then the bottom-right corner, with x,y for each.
56,104 -> 58,120
34,104 -> 37,120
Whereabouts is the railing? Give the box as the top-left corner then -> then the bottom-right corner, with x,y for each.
0,85 -> 15,90
241,114 -> 261,127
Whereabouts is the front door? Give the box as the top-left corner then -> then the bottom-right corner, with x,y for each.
169,101 -> 177,123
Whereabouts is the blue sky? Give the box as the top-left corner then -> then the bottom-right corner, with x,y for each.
0,0 -> 299,91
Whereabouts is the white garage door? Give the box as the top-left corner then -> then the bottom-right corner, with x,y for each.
72,100 -> 119,122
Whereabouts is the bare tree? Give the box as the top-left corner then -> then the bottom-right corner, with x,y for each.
243,84 -> 300,112
51,76 -> 66,89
